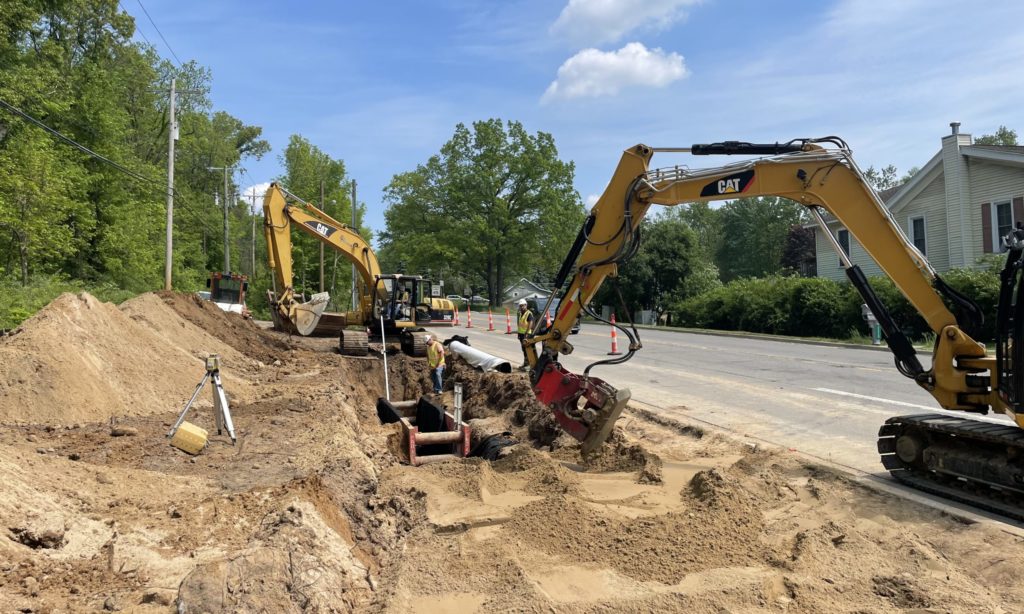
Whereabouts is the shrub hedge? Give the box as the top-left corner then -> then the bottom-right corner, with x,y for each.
673,261 -> 1002,342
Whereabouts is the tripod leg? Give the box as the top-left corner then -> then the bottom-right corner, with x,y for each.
168,372 -> 210,438
212,373 -> 237,443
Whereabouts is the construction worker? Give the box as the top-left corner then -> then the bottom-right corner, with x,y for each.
516,298 -> 535,370
425,333 -> 445,393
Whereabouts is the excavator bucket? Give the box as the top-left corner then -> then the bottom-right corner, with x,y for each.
292,292 -> 330,336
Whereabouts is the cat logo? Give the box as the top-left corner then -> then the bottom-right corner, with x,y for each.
700,169 -> 755,197
303,220 -> 337,239
718,178 -> 742,193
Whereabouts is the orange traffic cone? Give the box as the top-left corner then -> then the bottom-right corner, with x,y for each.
487,308 -> 495,331
505,308 -> 513,334
466,303 -> 473,328
608,313 -> 622,355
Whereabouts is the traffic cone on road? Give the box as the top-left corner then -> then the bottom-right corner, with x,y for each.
608,313 -> 622,355
487,308 -> 495,331
466,304 -> 473,328
505,308 -> 513,334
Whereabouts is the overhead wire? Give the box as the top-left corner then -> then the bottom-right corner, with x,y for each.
119,1 -> 155,50
135,0 -> 184,67
0,97 -> 218,233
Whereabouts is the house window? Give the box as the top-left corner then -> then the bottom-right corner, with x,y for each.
909,216 -> 926,256
994,200 -> 1013,252
837,229 -> 851,259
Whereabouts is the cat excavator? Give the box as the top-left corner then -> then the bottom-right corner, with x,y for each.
528,139 -> 1024,518
263,183 -> 455,356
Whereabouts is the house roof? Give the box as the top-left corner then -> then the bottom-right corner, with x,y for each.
968,144 -> 1024,155
961,145 -> 1024,169
503,277 -> 550,294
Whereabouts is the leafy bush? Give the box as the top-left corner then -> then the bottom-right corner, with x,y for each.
0,275 -> 137,331
673,261 -> 1004,343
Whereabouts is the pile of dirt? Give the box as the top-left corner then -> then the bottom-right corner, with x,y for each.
5,293 -> 1024,612
0,293 -> 256,425
156,291 -> 294,364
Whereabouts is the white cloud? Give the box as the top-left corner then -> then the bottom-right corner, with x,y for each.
585,193 -> 600,206
542,42 -> 686,103
551,0 -> 701,45
239,182 -> 271,212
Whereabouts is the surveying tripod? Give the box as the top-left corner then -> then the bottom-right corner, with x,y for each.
167,354 -> 237,443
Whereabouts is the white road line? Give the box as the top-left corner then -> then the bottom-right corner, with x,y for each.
812,387 -> 1013,425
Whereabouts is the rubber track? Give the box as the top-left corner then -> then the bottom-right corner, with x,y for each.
878,413 -> 1024,521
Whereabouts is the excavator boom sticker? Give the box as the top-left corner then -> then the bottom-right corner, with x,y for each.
304,220 -> 338,239
700,169 -> 754,196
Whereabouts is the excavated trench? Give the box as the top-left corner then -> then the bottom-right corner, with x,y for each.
3,292 -> 1024,612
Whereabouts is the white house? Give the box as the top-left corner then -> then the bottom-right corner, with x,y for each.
814,123 -> 1024,280
502,278 -> 550,307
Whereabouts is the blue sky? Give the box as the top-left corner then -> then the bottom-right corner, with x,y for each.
125,0 -> 1024,236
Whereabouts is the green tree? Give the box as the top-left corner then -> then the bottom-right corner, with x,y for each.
0,0 -> 272,327
379,119 -> 584,305
976,125 -> 1018,146
276,135 -> 365,309
715,197 -> 806,281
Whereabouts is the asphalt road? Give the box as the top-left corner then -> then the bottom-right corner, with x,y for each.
453,321 -> 1014,474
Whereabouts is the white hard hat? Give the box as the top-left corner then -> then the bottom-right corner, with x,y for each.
423,334 -> 432,342
517,299 -> 527,306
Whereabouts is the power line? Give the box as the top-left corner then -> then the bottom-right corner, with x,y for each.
119,1 -> 155,49
0,96 -> 219,233
135,0 -> 183,67
0,97 -> 163,187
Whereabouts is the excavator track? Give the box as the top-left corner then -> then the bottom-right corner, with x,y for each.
339,330 -> 369,356
878,413 -> 1024,521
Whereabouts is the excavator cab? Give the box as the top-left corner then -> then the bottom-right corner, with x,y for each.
376,275 -> 421,328
997,226 -> 1024,411
203,272 -> 250,317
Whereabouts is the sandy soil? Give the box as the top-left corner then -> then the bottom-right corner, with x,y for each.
1,292 -> 1023,612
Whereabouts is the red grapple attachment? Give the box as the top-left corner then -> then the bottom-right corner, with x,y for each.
533,361 -> 630,455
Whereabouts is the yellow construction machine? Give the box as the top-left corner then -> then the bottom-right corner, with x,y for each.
529,139 -> 1024,518
263,183 -> 456,356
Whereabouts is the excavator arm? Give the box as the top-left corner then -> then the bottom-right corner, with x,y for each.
532,140 -> 1008,456
263,182 -> 383,335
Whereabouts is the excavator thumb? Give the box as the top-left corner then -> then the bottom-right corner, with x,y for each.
534,361 -> 631,455
292,292 -> 330,336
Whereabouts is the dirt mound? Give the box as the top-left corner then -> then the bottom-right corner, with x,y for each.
0,293 -> 254,425
156,291 -> 293,363
5,295 -> 1024,612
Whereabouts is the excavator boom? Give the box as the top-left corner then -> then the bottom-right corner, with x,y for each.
533,140 -> 1024,516
262,183 -> 454,356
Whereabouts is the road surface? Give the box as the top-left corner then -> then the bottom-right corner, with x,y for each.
453,321 -> 1013,474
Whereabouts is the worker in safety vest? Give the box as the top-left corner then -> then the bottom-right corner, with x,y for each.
425,333 -> 445,393
516,298 -> 535,370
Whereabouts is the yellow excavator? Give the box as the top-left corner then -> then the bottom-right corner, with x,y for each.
263,183 -> 456,356
529,139 -> 1024,518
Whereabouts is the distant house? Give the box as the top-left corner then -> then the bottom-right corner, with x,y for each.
813,123 -> 1024,280
502,278 -> 550,307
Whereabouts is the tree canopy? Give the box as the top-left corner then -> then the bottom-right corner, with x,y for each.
0,0 -> 268,295
378,119 -> 585,305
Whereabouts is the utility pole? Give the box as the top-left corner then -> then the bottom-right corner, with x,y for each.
164,78 -> 177,290
250,188 -> 257,279
208,166 -> 233,273
351,179 -> 358,310
319,180 -> 325,293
